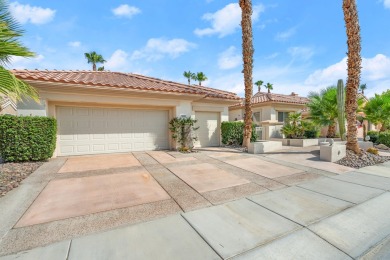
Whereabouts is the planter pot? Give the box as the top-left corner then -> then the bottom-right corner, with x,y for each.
248,141 -> 283,154
358,141 -> 373,150
320,144 -> 346,162
289,139 -> 319,147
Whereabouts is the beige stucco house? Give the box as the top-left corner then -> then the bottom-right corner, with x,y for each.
229,90 -> 309,140
12,70 -> 240,157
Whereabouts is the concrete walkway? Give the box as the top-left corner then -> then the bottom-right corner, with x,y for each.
1,149 -> 390,259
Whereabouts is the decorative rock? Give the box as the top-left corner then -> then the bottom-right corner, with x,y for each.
377,144 -> 389,150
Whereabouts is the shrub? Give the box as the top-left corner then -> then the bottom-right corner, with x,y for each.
366,147 -> 379,155
0,115 -> 57,162
169,117 -> 198,152
221,122 -> 257,145
378,131 -> 390,147
367,130 -> 379,144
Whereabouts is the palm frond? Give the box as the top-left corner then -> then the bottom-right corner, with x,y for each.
0,66 -> 38,101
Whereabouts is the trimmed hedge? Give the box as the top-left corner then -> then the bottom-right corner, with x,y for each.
303,130 -> 320,139
367,130 -> 379,144
221,122 -> 257,145
0,115 -> 57,162
378,131 -> 390,147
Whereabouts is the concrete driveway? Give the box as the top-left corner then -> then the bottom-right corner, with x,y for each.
1,148 -> 389,259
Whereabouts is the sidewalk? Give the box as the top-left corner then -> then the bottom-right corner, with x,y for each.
1,161 -> 389,259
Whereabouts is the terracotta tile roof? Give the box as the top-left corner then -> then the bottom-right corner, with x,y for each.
11,70 -> 240,100
231,91 -> 309,108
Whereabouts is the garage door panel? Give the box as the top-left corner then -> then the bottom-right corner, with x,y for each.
57,107 -> 169,156
194,112 -> 220,147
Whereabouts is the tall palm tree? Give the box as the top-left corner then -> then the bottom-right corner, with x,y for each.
194,72 -> 208,86
84,51 -> 106,71
239,0 -> 254,148
183,71 -> 195,85
0,0 -> 38,101
343,0 -> 361,154
254,80 -> 263,92
359,83 -> 366,95
264,83 -> 273,93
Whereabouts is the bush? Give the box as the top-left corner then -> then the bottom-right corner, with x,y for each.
0,115 -> 57,162
366,147 -> 379,155
378,131 -> 390,147
367,130 -> 379,144
303,130 -> 319,139
168,117 -> 198,152
221,122 -> 257,145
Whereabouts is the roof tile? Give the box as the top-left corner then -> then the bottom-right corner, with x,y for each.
11,70 -> 240,100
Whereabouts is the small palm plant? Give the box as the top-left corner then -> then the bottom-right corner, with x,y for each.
264,82 -> 273,93
84,51 -> 106,71
183,71 -> 195,85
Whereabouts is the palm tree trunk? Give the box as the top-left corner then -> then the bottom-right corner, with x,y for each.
188,79 -> 190,85
199,82 -> 201,86
327,124 -> 336,138
343,0 -> 361,154
93,63 -> 97,71
268,88 -> 270,93
240,0 -> 254,148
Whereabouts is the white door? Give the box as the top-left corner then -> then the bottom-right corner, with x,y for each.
57,106 -> 169,156
194,112 -> 220,147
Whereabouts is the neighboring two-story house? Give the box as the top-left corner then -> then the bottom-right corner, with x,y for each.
229,90 -> 309,140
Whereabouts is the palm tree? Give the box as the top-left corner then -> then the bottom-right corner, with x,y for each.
183,71 -> 195,85
0,0 -> 38,101
264,83 -> 273,93
359,83 -> 366,95
84,51 -> 106,71
343,0 -> 361,154
239,0 -> 254,148
194,72 -> 208,86
254,80 -> 263,92
307,86 -> 339,138
363,92 -> 390,132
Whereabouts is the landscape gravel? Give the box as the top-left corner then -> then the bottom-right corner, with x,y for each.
336,149 -> 390,169
0,161 -> 43,197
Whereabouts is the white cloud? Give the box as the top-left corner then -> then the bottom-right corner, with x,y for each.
9,55 -> 45,69
218,46 -> 241,70
383,0 -> 390,9
304,54 -> 390,97
9,2 -> 55,25
68,41 -> 81,48
275,27 -> 297,41
106,49 -> 129,70
112,4 -> 141,18
131,38 -> 196,61
288,46 -> 314,61
194,3 -> 265,38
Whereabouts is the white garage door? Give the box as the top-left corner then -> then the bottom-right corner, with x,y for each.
57,106 -> 169,156
194,112 -> 220,147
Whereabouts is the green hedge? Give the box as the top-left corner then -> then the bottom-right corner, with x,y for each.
378,131 -> 390,147
367,130 -> 379,144
221,122 -> 257,145
0,115 -> 57,162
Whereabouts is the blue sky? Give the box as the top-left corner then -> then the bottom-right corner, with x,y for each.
8,0 -> 390,97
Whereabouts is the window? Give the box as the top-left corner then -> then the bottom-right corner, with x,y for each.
252,111 -> 262,124
278,112 -> 289,123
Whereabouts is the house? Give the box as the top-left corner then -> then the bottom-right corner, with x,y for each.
229,90 -> 309,140
11,70 -> 240,157
0,96 -> 17,115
